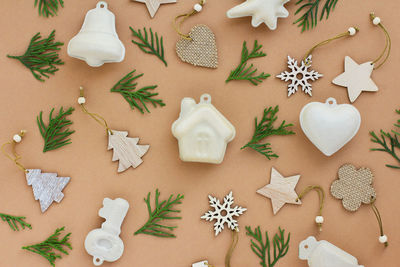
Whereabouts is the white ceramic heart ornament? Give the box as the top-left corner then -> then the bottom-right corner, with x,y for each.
300,98 -> 361,156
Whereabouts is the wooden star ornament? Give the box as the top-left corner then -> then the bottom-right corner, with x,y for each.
133,0 -> 177,18
257,167 -> 301,214
332,56 -> 378,103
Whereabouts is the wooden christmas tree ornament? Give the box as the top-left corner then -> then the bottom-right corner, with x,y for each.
1,131 -> 70,213
78,87 -> 149,172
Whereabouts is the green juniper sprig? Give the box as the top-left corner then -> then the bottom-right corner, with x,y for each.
242,106 -> 294,159
37,107 -> 75,152
7,30 -> 64,82
294,0 -> 339,32
226,40 -> 270,86
0,213 -> 32,231
134,189 -> 184,238
130,27 -> 167,66
35,0 -> 64,17
22,227 -> 72,267
370,109 -> 400,169
246,226 -> 290,267
111,70 -> 165,114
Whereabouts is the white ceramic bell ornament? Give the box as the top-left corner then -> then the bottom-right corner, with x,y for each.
300,97 -> 361,156
171,94 -> 236,164
68,1 -> 125,67
299,236 -> 364,267
85,198 -> 129,266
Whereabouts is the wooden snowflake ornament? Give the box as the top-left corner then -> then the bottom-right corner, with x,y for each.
277,55 -> 323,97
201,191 -> 246,236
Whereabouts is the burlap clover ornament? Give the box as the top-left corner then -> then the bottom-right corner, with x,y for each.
331,164 -> 376,212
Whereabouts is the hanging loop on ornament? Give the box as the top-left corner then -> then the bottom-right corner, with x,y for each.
225,227 -> 239,267
296,185 -> 325,231
1,130 -> 28,173
303,27 -> 359,65
173,0 -> 206,40
78,87 -> 113,136
370,13 -> 391,70
370,196 -> 388,247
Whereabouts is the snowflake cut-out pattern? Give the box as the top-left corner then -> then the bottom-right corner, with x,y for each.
201,191 -> 246,236
277,55 -> 323,97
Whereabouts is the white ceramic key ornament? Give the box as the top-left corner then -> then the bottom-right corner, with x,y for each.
68,1 -> 125,67
171,94 -> 236,164
300,97 -> 361,156
85,198 -> 129,266
299,236 -> 364,267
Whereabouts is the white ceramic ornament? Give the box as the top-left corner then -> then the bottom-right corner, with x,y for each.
300,97 -> 361,156
226,0 -> 289,30
85,198 -> 129,266
299,236 -> 364,267
192,261 -> 209,267
133,0 -> 176,18
68,1 -> 125,67
171,94 -> 236,164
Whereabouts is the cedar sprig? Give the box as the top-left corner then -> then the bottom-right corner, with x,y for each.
294,0 -> 339,32
37,107 -> 75,152
7,30 -> 64,82
134,189 -> 184,238
111,70 -> 165,114
370,109 -> 400,169
226,40 -> 270,86
22,227 -> 71,267
130,27 -> 167,66
242,106 -> 294,159
35,0 -> 64,17
246,226 -> 290,267
0,213 -> 32,231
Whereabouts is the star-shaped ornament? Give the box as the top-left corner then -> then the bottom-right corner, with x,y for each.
332,56 -> 378,103
133,0 -> 176,18
257,167 -> 301,214
226,0 -> 289,30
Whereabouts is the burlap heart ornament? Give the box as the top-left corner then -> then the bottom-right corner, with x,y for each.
176,24 -> 218,69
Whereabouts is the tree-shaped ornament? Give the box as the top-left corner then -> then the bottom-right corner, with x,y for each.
277,27 -> 358,97
1,131 -> 70,213
78,87 -> 149,172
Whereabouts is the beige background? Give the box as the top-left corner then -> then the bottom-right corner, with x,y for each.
0,0 -> 399,266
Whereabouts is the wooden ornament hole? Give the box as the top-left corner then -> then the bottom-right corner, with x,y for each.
220,210 -> 227,216
296,73 -> 304,80
304,245 -> 309,249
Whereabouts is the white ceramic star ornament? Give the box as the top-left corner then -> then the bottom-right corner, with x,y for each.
257,167 -> 301,214
133,0 -> 176,18
333,14 -> 391,103
227,0 -> 289,30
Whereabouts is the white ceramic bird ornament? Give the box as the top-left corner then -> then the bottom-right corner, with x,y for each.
227,0 -> 289,30
299,236 -> 364,267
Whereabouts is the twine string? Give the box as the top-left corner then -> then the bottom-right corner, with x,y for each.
370,197 -> 388,247
370,13 -> 391,69
1,130 -> 27,173
296,185 -> 325,231
79,87 -> 113,135
225,227 -> 239,267
303,27 -> 359,65
173,0 -> 206,40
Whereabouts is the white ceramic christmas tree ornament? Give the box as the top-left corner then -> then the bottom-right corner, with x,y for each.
226,0 -> 289,30
332,13 -> 391,103
133,0 -> 176,18
277,27 -> 358,97
299,236 -> 364,267
85,198 -> 130,266
1,130 -> 71,213
68,1 -> 125,67
172,94 -> 236,164
300,97 -> 361,156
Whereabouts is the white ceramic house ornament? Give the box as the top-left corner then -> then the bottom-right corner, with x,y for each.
299,236 -> 364,267
171,94 -> 236,164
68,1 -> 125,67
85,198 -> 129,266
300,97 -> 361,156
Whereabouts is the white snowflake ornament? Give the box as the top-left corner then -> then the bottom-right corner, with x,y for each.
201,191 -> 246,236
277,55 -> 323,97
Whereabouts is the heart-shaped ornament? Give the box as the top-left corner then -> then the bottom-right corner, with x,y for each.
300,97 -> 361,156
176,24 -> 218,69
